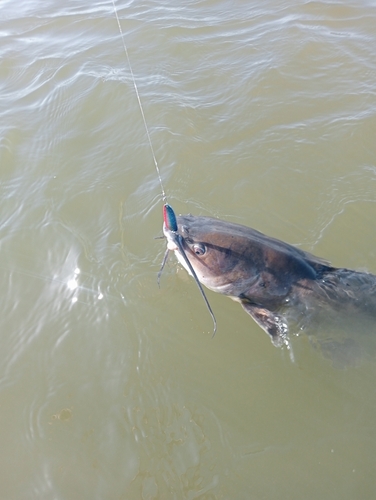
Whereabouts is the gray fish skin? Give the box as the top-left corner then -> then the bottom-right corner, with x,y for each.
163,215 -> 376,346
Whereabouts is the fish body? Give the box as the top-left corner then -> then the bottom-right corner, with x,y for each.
162,214 -> 376,348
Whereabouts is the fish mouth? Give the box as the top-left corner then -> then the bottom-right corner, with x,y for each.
162,223 -> 193,275
159,214 -> 217,335
163,225 -> 180,251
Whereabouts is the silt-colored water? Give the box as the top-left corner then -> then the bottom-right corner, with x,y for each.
1,0 -> 376,498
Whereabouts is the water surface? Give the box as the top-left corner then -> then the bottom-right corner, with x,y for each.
1,0 -> 376,498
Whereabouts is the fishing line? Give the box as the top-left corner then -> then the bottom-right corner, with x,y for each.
111,0 -> 166,203
110,1 -> 217,334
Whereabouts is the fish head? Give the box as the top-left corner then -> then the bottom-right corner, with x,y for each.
163,214 -> 319,306
163,215 -> 270,298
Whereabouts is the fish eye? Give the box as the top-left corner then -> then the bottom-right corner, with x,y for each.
192,243 -> 206,256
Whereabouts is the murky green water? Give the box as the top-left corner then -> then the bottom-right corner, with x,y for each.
1,0 -> 376,498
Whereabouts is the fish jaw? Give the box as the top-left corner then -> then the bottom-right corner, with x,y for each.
163,223 -> 194,277
162,220 -> 218,334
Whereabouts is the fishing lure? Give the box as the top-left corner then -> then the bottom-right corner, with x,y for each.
163,203 -> 178,232
159,204 -> 217,336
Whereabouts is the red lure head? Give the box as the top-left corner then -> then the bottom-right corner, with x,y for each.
163,203 -> 178,232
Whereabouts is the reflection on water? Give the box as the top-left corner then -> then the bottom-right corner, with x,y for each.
1,0 -> 376,497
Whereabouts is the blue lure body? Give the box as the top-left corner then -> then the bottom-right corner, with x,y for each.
163,203 -> 178,232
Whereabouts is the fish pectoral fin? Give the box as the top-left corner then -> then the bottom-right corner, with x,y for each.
240,301 -> 287,347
